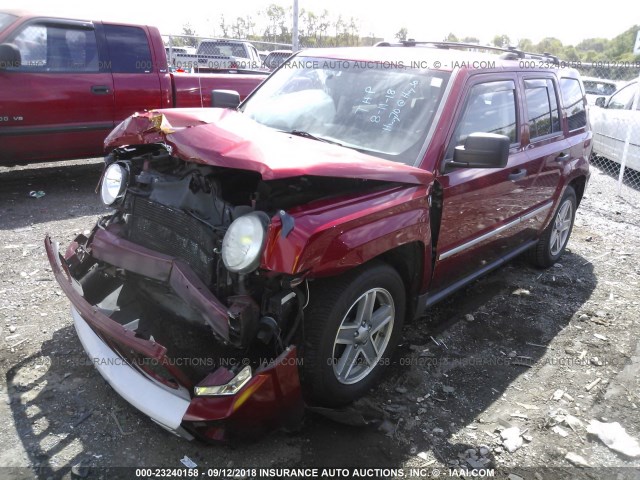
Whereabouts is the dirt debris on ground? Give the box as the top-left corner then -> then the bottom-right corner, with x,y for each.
0,159 -> 639,479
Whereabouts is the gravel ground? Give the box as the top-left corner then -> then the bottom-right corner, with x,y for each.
0,158 -> 639,479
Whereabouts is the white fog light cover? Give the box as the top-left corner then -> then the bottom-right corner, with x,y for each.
194,365 -> 252,396
221,212 -> 269,273
100,163 -> 128,205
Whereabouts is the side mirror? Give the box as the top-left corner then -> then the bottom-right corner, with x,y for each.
211,89 -> 240,109
595,96 -> 606,107
450,132 -> 510,169
0,43 -> 21,69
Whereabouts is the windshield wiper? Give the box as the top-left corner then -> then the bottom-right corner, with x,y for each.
285,130 -> 342,146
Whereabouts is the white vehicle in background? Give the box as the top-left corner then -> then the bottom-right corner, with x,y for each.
263,50 -> 293,71
582,76 -> 619,105
590,81 -> 640,171
171,39 -> 263,72
165,46 -> 196,66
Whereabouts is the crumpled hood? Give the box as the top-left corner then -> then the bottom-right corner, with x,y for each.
104,108 -> 431,185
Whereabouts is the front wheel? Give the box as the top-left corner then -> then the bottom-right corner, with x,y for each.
529,186 -> 577,268
301,262 -> 405,406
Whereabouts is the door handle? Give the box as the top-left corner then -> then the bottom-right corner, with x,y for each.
91,85 -> 110,95
555,151 -> 570,161
508,169 -> 527,181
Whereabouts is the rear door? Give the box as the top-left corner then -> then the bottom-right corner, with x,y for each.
0,18 -> 114,163
518,74 -> 567,237
430,75 -> 540,291
102,24 -> 162,123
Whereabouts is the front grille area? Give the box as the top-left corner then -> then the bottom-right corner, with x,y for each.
128,196 -> 216,283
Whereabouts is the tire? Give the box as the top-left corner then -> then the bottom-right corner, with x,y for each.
301,262 -> 405,406
529,186 -> 577,268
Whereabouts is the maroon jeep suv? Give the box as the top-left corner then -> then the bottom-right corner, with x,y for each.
46,42 -> 591,441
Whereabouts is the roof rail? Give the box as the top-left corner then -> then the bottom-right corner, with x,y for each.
376,40 -> 560,65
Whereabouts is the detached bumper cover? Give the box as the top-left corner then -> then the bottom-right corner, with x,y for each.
72,307 -> 192,433
45,235 -> 304,440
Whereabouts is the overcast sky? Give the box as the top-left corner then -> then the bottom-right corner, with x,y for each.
2,0 -> 637,47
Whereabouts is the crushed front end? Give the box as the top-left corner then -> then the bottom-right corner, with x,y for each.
45,144 -> 307,441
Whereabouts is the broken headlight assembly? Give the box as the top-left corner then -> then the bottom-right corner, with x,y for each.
221,212 -> 270,274
100,162 -> 129,206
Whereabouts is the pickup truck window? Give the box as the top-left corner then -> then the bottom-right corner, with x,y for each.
10,23 -> 99,72
241,56 -> 451,165
104,25 -> 153,73
199,41 -> 250,59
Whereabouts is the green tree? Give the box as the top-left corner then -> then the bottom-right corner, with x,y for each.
344,16 -> 359,46
492,34 -> 511,48
576,38 -> 609,53
517,38 -> 534,51
219,15 -> 229,38
317,10 -> 330,45
395,27 -> 408,42
333,15 -> 344,46
605,25 -> 640,59
265,4 -> 287,42
232,17 -> 247,39
461,36 -> 479,44
563,46 -> 580,61
536,37 -> 564,56
179,23 -> 198,47
584,50 -> 606,62
444,33 -> 458,42
245,15 -> 256,38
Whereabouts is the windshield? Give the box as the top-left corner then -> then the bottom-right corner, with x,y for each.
0,13 -> 17,33
241,56 -> 451,165
583,80 -> 617,96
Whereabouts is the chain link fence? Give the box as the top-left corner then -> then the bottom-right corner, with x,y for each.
576,63 -> 640,206
162,34 -> 371,71
162,34 -> 293,71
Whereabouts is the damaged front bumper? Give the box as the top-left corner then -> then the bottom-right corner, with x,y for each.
45,234 -> 303,441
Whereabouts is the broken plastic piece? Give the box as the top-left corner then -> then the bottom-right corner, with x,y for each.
180,455 -> 198,468
587,420 -> 640,458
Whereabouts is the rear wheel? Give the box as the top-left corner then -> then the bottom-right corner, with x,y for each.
529,186 -> 576,268
301,262 -> 405,406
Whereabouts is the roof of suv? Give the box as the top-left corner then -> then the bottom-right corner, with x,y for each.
297,44 -> 578,77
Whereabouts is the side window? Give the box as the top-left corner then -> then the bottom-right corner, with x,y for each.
10,24 -> 98,72
250,45 -> 260,63
104,25 -> 153,73
607,84 -> 636,110
559,78 -> 587,130
447,80 -> 517,157
524,78 -> 561,139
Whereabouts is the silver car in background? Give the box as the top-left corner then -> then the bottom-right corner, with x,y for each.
582,76 -> 619,105
590,81 -> 640,172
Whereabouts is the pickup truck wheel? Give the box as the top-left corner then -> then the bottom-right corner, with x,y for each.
301,262 -> 405,406
529,186 -> 576,268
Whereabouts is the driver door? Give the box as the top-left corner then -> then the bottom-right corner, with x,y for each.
430,75 -> 540,292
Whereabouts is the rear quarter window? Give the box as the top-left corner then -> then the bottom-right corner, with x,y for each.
104,25 -> 153,73
560,78 -> 587,131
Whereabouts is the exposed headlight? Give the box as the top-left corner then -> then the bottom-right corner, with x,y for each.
222,212 -> 269,273
194,365 -> 252,396
100,163 -> 128,205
